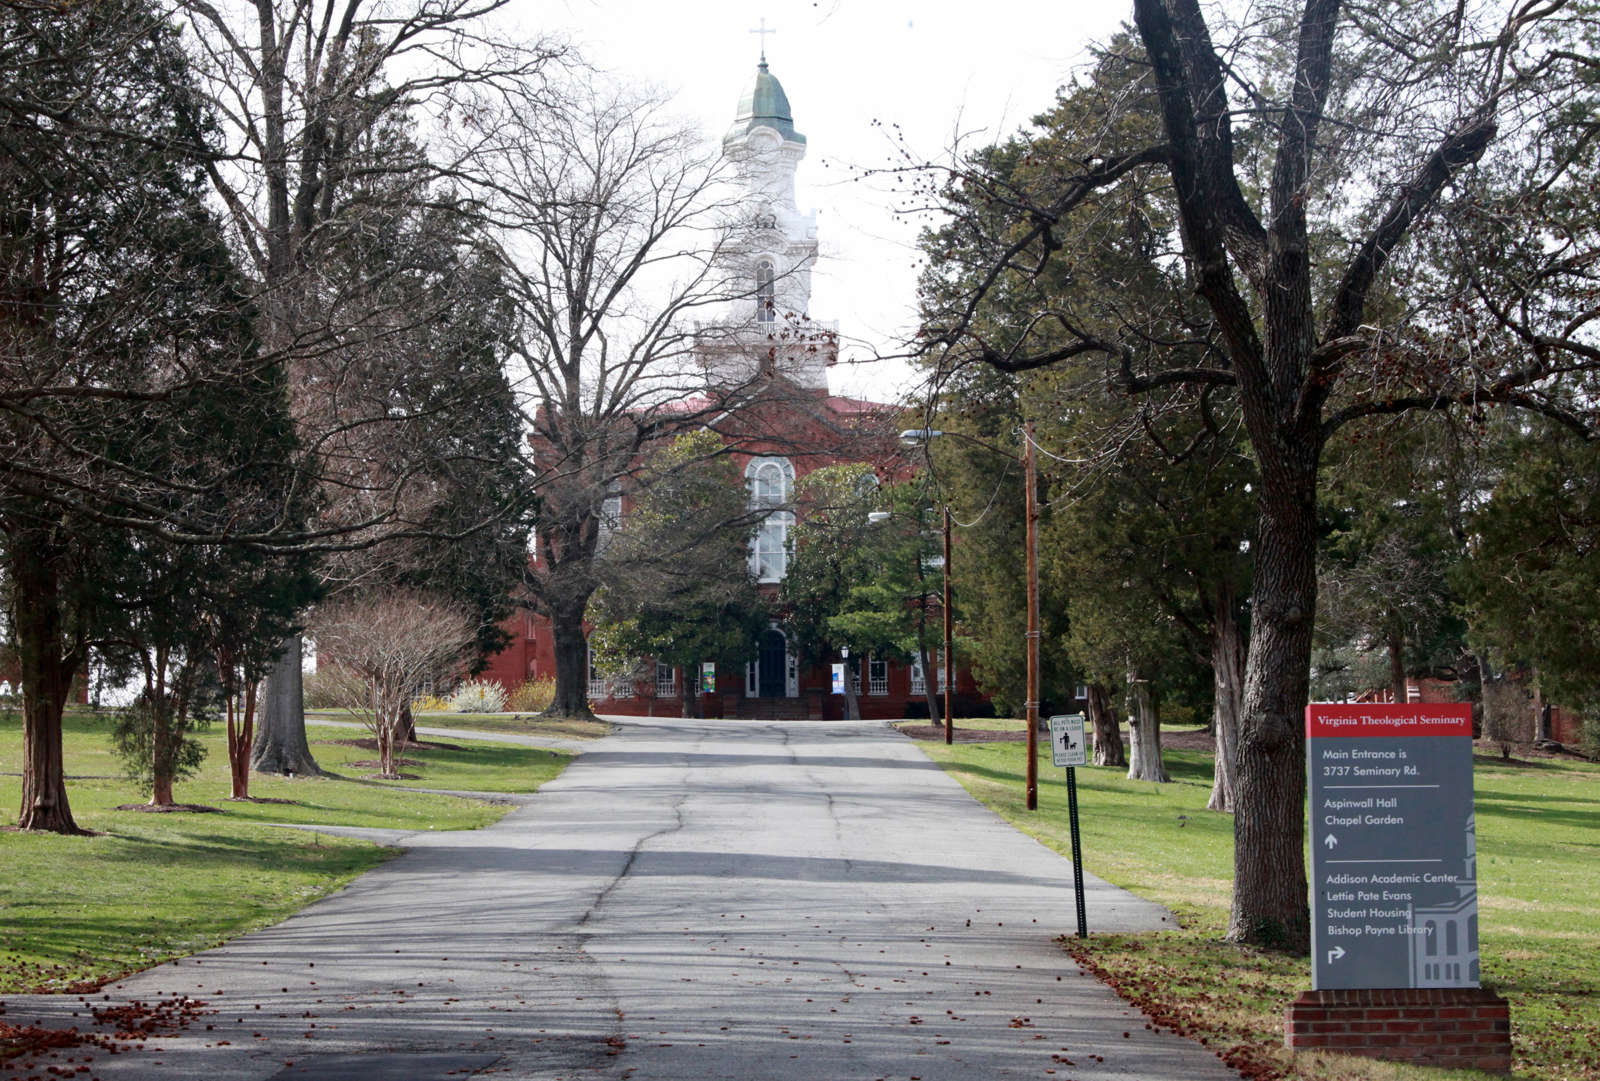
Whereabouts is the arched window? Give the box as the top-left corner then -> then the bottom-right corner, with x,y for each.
745,457 -> 794,582
756,260 -> 776,323
754,462 -> 785,507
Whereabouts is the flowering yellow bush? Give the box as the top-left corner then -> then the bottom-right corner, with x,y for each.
409,693 -> 452,714
507,676 -> 555,713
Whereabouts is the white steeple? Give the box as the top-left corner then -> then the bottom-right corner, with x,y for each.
700,55 -> 835,392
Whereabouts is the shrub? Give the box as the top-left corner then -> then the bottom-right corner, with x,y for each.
1482,679 -> 1534,759
409,693 -> 452,713
302,667 -> 346,710
450,679 -> 506,713
506,676 -> 555,713
111,695 -> 209,796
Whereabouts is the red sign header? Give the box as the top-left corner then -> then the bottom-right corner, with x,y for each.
1306,702 -> 1473,739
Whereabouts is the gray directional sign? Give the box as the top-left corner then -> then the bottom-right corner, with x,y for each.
1048,714 -> 1087,767
1307,703 -> 1479,990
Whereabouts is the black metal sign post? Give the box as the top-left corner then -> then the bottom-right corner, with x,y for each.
1049,714 -> 1089,938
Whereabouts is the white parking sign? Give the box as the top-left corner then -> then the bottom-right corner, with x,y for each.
1048,714 -> 1087,767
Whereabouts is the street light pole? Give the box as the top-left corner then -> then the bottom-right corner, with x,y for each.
1024,420 -> 1040,811
942,504 -> 953,746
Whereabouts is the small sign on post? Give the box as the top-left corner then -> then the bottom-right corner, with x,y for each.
1048,714 -> 1090,938
1307,703 -> 1479,990
1049,714 -> 1087,767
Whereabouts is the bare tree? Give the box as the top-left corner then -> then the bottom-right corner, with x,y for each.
179,0 -> 562,772
914,3 -> 1600,950
311,590 -> 476,778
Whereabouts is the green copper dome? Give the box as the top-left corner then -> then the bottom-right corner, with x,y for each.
732,61 -> 805,145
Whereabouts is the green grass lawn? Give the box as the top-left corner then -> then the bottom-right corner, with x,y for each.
914,724 -> 1600,1081
0,710 -> 572,993
313,709 -> 611,742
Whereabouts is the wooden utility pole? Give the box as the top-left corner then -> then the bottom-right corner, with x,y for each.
943,505 -> 954,746
1024,421 -> 1039,810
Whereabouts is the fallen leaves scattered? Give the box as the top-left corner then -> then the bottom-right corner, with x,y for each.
0,995 -> 211,1079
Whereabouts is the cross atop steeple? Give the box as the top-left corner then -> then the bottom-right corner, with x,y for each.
750,17 -> 776,63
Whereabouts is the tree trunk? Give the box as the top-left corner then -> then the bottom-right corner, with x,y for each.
11,537 -> 85,834
543,598 -> 597,720
150,769 -> 175,807
1125,671 -> 1170,783
1208,586 -> 1245,813
398,699 -> 417,744
252,636 -> 321,775
382,715 -> 404,778
1087,682 -> 1125,768
680,666 -> 704,718
1531,669 -> 1550,743
841,656 -> 861,721
227,679 -> 256,799
149,684 -> 176,808
918,642 -> 942,723
1386,623 -> 1407,703
1227,464 -> 1318,952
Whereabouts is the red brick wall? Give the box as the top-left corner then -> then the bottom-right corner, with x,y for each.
1285,988 -> 1510,1073
1548,705 -> 1585,747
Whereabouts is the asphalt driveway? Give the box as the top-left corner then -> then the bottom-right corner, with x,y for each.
4,717 -> 1240,1080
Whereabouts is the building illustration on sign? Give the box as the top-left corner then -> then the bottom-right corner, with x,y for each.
1409,813 -> 1479,987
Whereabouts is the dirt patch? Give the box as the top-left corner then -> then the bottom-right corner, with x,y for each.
347,758 -> 422,769
114,803 -> 222,814
223,796 -> 299,804
1158,727 -> 1215,752
316,738 -> 466,752
896,723 -> 1027,743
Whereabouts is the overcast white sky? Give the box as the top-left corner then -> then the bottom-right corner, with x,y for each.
543,0 -> 1129,401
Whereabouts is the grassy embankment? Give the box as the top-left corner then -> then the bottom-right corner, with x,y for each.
910,722 -> 1599,1081
0,709 -> 579,992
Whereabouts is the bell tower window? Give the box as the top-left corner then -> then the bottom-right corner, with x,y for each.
756,260 -> 775,323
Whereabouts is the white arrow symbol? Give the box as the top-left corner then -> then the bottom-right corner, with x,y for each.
1327,946 -> 1346,963
1323,834 -> 1338,850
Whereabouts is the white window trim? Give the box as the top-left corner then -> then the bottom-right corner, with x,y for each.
745,457 -> 795,583
587,643 -> 608,699
750,511 -> 794,583
868,656 -> 888,697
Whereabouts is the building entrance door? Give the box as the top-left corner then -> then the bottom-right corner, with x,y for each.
758,629 -> 787,698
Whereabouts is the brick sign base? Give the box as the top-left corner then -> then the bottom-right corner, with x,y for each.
1285,988 -> 1511,1073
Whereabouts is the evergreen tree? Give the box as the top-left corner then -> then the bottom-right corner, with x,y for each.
589,432 -> 768,717
1,0 -> 305,831
1459,424 -> 1600,754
